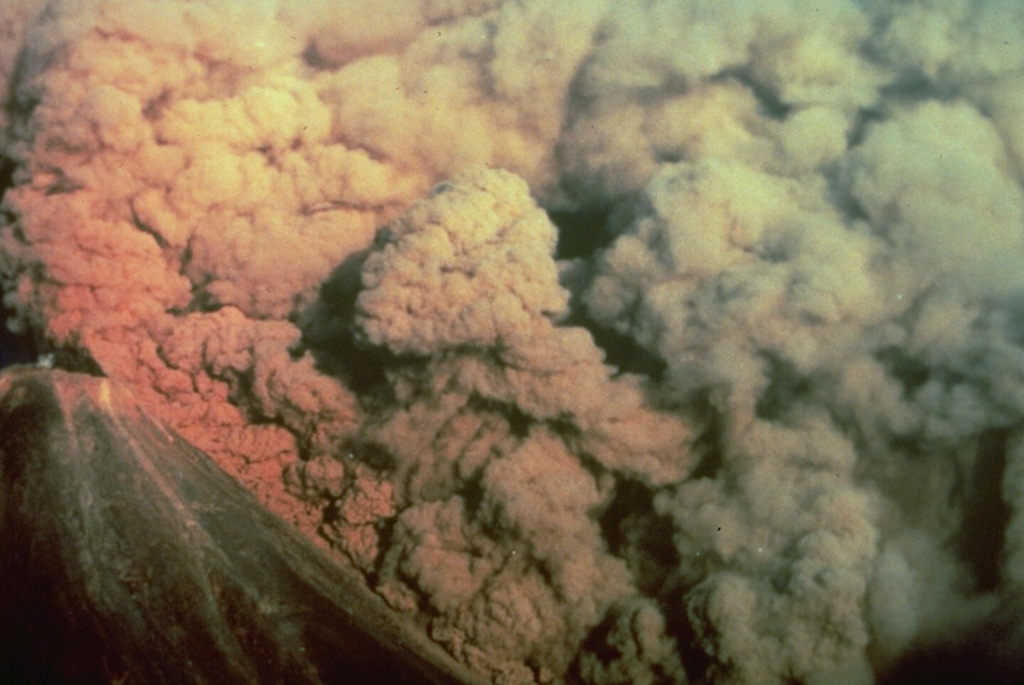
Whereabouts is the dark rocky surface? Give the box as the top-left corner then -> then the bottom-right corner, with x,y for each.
0,367 -> 478,685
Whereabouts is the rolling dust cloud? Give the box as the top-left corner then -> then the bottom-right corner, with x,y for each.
2,1 -> 1024,683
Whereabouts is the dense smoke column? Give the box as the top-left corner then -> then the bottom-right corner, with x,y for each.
2,1 -> 1024,684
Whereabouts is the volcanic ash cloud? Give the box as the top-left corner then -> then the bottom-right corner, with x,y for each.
3,1 -> 1024,683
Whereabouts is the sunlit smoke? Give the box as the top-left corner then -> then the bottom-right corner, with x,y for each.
2,1 -> 1024,683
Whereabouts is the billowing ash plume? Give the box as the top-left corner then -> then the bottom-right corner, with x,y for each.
2,1 -> 1024,683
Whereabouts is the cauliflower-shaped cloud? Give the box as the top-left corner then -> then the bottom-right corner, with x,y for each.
350,166 -> 693,488
4,1 -> 1024,684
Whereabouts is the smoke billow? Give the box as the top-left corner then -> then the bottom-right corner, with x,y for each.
2,1 -> 1024,683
